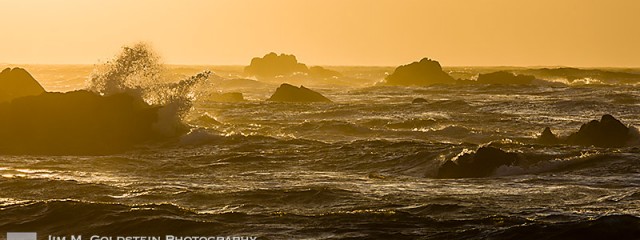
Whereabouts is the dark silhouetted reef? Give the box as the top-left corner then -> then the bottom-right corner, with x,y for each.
538,127 -> 560,145
566,114 -> 630,147
245,52 -> 309,78
475,71 -> 537,85
0,67 -> 46,102
384,58 -> 456,86
437,146 -> 519,178
208,92 -> 245,102
308,66 -> 342,78
267,83 -> 332,102
0,90 -> 160,155
521,67 -> 640,84
539,115 -> 632,147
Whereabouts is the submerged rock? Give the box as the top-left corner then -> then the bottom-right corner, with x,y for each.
412,98 -> 428,104
475,71 -> 536,85
0,67 -> 46,102
566,114 -> 630,147
437,146 -> 519,178
267,83 -> 331,102
0,90 -> 162,155
384,58 -> 456,86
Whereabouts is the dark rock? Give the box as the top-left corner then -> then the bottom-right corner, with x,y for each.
566,114 -> 630,147
538,127 -> 559,145
475,71 -> 536,85
245,52 -> 309,78
267,83 -> 331,102
412,98 -> 428,104
208,92 -> 245,102
437,146 -> 519,178
0,90 -> 161,155
0,67 -> 46,102
384,58 -> 456,86
308,66 -> 342,78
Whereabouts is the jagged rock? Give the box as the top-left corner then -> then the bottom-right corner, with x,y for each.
245,53 -> 309,78
267,83 -> 331,102
475,71 -> 536,85
209,92 -> 245,102
0,67 -> 46,102
412,98 -> 428,104
566,114 -> 630,147
437,146 -> 519,178
538,127 -> 559,145
384,58 -> 456,86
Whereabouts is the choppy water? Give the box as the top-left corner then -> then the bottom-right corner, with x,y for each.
1,66 -> 640,239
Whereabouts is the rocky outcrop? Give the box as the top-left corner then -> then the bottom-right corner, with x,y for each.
0,67 -> 46,102
539,115 -> 632,147
566,114 -> 630,147
475,71 -> 536,85
437,146 -> 519,178
309,66 -> 342,78
0,90 -> 161,155
538,127 -> 560,145
267,83 -> 331,102
208,92 -> 245,102
245,53 -> 309,78
384,58 -> 456,86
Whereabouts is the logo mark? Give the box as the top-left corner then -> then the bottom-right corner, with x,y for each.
7,233 -> 37,240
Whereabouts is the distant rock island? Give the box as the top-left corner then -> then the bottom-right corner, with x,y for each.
474,71 -> 537,85
208,92 -> 245,102
0,67 -> 46,102
244,52 -> 342,80
267,83 -> 332,102
245,53 -> 309,78
384,58 -> 456,86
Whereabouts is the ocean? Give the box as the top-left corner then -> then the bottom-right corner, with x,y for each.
0,64 -> 639,239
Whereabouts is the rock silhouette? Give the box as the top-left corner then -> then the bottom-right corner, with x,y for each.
209,92 -> 245,102
538,127 -> 559,145
566,114 -> 630,147
0,90 -> 160,155
0,67 -> 46,102
475,71 -> 536,85
267,83 -> 331,102
437,146 -> 519,178
309,66 -> 342,78
245,53 -> 309,78
540,115 -> 631,147
384,58 -> 456,86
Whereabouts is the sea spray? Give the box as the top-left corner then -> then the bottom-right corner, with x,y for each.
87,43 -> 211,136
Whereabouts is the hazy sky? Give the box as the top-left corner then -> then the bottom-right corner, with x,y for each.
1,0 -> 639,67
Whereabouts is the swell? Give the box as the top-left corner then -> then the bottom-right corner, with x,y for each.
1,200 -> 638,239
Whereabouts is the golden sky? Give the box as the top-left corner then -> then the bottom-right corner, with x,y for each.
1,0 -> 638,67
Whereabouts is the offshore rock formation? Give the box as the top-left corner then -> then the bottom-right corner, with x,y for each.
208,92 -> 245,102
437,146 -> 519,178
0,90 -> 160,155
538,127 -> 560,145
267,83 -> 331,102
475,71 -> 537,85
539,115 -> 631,147
566,114 -> 630,147
308,66 -> 342,78
0,67 -> 46,102
245,52 -> 309,78
384,58 -> 456,86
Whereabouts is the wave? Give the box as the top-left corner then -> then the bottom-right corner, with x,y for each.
2,199 -> 637,239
